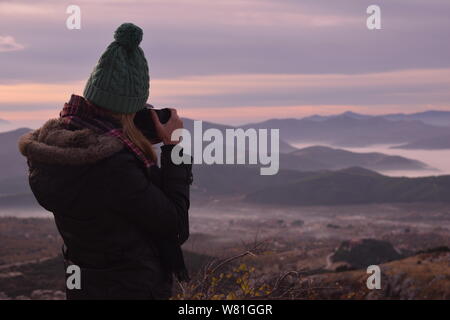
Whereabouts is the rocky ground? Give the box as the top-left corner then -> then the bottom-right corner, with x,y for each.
1,201 -> 450,300
304,248 -> 450,299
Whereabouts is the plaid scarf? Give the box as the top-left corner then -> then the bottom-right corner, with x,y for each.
60,95 -> 154,168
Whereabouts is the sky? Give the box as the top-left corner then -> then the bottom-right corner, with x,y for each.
0,0 -> 449,127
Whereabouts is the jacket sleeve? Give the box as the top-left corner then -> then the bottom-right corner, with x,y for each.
106,144 -> 192,245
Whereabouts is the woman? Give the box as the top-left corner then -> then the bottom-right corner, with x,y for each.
18,23 -> 192,300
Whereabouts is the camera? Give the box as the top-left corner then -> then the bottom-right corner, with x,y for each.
134,104 -> 171,141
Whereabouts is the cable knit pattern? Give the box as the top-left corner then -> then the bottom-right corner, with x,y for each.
83,23 -> 150,113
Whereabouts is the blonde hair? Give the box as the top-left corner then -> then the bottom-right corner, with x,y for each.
114,113 -> 157,163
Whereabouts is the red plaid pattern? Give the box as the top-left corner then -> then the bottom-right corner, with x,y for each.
60,94 -> 154,168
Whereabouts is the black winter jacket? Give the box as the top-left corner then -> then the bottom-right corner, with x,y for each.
18,118 -> 192,300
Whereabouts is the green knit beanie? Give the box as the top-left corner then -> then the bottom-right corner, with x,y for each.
83,23 -> 150,113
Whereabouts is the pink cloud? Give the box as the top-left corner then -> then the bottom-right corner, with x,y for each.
0,36 -> 25,53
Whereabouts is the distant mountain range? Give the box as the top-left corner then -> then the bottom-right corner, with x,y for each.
243,113 -> 450,148
2,110 -> 449,150
0,118 -> 9,125
383,111 -> 450,127
303,110 -> 450,127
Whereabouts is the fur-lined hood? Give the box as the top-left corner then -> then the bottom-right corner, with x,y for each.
18,118 -> 124,165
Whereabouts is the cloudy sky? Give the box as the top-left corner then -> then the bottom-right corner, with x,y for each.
0,0 -> 449,126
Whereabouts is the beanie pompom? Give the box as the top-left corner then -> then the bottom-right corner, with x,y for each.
114,23 -> 143,50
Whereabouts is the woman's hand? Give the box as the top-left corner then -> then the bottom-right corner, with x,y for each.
150,108 -> 183,145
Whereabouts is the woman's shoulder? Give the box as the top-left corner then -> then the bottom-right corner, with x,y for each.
99,148 -> 160,181
101,148 -> 145,170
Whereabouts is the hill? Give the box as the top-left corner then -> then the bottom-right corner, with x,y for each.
392,134 -> 450,150
282,145 -> 430,172
304,249 -> 450,299
0,128 -> 32,195
244,167 -> 450,206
